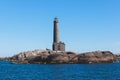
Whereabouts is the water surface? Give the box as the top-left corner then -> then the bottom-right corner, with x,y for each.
0,61 -> 120,80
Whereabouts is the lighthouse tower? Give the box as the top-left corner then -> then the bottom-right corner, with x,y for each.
52,18 -> 65,51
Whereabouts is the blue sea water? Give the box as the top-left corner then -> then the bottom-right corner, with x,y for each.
0,61 -> 120,80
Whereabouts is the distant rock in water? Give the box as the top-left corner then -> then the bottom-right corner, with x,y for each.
4,49 -> 117,64
0,57 -> 11,61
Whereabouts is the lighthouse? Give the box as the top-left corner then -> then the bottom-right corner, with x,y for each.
52,18 -> 65,51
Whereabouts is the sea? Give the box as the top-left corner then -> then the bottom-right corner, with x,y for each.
0,61 -> 120,80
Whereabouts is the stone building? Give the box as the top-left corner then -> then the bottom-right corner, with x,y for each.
52,18 -> 65,51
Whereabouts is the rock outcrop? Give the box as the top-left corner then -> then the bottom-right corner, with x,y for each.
8,49 -> 117,64
114,54 -> 120,62
77,51 -> 116,63
10,49 -> 50,64
46,53 -> 69,63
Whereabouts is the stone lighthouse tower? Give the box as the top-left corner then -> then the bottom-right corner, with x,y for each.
52,18 -> 65,51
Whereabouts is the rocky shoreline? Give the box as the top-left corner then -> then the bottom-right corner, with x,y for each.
0,49 -> 119,64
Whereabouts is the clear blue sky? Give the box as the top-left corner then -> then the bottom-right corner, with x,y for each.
0,0 -> 120,57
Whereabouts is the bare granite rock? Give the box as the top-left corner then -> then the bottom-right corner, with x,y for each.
66,52 -> 78,63
10,49 -> 49,63
77,51 -> 116,63
46,53 -> 69,63
8,49 -> 117,64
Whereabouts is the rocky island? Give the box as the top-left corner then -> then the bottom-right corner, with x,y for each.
0,18 -> 119,64
1,49 -> 118,64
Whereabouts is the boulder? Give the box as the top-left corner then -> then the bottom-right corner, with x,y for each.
66,52 -> 78,63
28,53 -> 49,64
46,53 -> 69,63
77,51 -> 116,63
10,49 -> 49,64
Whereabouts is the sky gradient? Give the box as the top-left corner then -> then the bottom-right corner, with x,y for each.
0,0 -> 120,57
